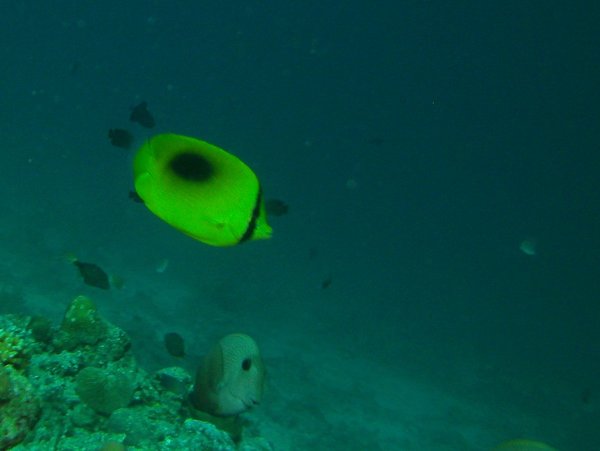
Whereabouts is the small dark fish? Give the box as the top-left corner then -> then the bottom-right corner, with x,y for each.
72,260 -> 110,290
164,332 -> 185,357
108,128 -> 134,149
129,190 -> 144,203
69,61 -> 80,75
321,275 -> 333,290
581,388 -> 593,405
130,101 -> 155,128
369,137 -> 385,147
265,198 -> 289,217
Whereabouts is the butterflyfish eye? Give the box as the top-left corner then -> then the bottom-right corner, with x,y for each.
242,358 -> 252,371
169,152 -> 213,181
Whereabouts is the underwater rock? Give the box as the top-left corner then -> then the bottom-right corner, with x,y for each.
100,440 -> 127,451
27,315 -> 53,343
106,407 -> 157,445
48,432 -> 129,451
53,295 -> 131,364
187,406 -> 245,444
0,365 -> 41,449
239,437 -> 276,451
155,366 -> 191,397
55,295 -> 107,350
70,403 -> 98,428
161,418 -> 236,450
93,323 -> 132,364
106,406 -> 178,447
75,366 -> 135,415
0,308 -> 271,449
0,365 -> 10,400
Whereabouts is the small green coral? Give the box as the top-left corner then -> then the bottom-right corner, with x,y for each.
0,328 -> 27,367
75,366 -> 134,415
55,295 -> 107,350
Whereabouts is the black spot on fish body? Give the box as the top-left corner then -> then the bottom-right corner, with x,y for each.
133,133 -> 272,246
242,358 -> 251,371
130,101 -> 155,128
164,332 -> 185,357
73,260 -> 110,290
108,128 -> 134,149
169,152 -> 213,181
321,275 -> 333,290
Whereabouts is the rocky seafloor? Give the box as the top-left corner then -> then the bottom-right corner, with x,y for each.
0,295 -> 273,450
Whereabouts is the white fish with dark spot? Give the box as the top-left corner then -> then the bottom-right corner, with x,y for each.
190,333 -> 265,416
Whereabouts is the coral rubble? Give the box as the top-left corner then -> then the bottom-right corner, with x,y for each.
0,296 -> 272,450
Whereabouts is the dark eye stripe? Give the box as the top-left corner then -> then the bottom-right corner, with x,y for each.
238,186 -> 263,244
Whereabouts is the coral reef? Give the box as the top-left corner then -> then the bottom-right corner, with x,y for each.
0,366 -> 10,400
75,367 -> 135,415
0,296 -> 272,450
53,295 -> 108,350
0,365 -> 41,449
0,316 -> 32,368
0,316 -> 41,450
